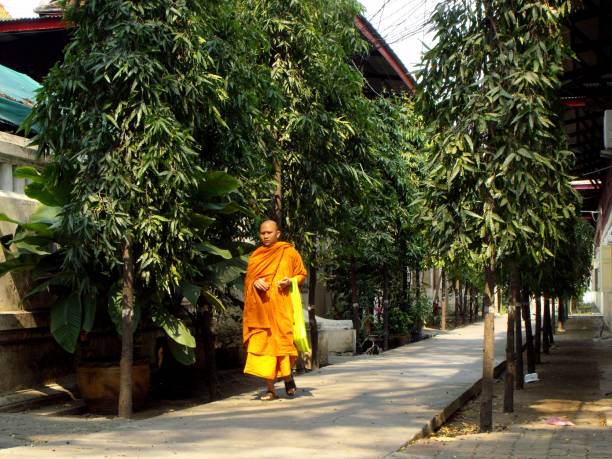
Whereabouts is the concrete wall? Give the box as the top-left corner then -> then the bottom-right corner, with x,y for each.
0,132 -> 72,393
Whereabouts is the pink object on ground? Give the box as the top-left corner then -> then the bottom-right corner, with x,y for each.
545,416 -> 575,426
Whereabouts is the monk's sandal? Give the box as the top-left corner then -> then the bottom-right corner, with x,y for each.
284,378 -> 297,397
261,390 -> 278,401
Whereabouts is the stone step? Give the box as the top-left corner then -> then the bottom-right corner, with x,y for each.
0,379 -> 76,413
25,399 -> 87,417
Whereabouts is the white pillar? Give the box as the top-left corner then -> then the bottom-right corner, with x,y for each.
0,163 -> 13,192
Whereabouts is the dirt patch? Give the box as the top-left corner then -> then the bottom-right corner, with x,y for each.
420,316 -> 612,442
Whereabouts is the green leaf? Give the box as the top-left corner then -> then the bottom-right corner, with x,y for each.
0,253 -> 40,277
14,241 -> 50,255
24,182 -> 63,207
14,166 -> 43,183
167,339 -> 196,366
181,282 -> 201,305
197,242 -> 232,260
191,213 -> 216,230
107,284 -> 141,336
0,213 -> 19,225
82,290 -> 97,333
199,172 -> 240,198
202,289 -> 225,311
29,205 -> 60,225
50,293 -> 81,353
151,308 -> 196,348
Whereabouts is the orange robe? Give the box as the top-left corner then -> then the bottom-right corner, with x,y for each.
242,241 -> 307,380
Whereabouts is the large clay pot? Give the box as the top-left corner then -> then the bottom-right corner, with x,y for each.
76,361 -> 150,414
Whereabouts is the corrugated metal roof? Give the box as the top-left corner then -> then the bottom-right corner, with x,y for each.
0,64 -> 41,130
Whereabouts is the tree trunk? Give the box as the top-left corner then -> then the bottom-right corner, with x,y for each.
273,160 -> 282,223
535,296 -> 542,364
454,284 -> 459,328
551,299 -> 557,340
543,297 -> 551,354
504,270 -> 519,412
557,297 -> 566,332
402,265 -> 409,312
522,298 -> 535,374
479,264 -> 495,432
118,238 -> 135,418
515,302 -> 524,390
201,302 -> 217,401
465,287 -> 474,323
383,269 -> 390,351
494,286 -> 500,313
308,263 -> 319,370
461,286 -> 471,323
481,295 -> 485,321
350,257 -> 360,336
441,271 -> 447,331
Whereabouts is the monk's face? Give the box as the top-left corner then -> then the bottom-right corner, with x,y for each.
259,221 -> 280,247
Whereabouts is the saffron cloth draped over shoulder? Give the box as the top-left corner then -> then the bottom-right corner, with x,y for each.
242,241 -> 307,380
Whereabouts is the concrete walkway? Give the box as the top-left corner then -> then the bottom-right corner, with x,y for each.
0,317 -> 508,458
393,316 -> 612,459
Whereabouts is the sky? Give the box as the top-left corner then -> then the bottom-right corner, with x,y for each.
358,0 -> 441,72
2,0 -> 439,74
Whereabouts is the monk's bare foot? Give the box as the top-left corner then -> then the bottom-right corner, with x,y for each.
261,390 -> 278,401
284,377 -> 297,397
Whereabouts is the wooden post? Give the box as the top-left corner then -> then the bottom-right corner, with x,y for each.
479,264 -> 495,432
118,238 -> 135,418
535,296 -> 541,364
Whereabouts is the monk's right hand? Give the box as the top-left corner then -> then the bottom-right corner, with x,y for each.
254,278 -> 270,292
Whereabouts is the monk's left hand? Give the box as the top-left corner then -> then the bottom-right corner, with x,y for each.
277,277 -> 291,290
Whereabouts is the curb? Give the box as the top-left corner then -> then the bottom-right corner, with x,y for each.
406,359 -> 507,443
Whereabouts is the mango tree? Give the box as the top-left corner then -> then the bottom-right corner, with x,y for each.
26,0 -> 236,417
417,0 -> 577,430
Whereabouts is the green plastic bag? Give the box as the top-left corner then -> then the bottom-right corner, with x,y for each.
290,277 -> 311,353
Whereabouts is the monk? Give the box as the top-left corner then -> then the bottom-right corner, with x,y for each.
243,220 -> 307,400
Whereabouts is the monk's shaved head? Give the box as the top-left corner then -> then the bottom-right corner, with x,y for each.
260,220 -> 278,231
259,220 -> 281,247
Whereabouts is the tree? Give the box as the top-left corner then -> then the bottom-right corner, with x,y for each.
28,0 -> 234,417
418,0 -> 576,430
201,0 -> 382,367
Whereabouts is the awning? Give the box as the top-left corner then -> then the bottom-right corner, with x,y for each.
0,63 -> 40,130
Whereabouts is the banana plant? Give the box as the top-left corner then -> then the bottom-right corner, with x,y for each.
0,166 -> 252,362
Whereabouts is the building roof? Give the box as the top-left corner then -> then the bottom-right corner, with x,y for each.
0,16 -> 70,81
0,63 -> 40,130
354,15 -> 416,95
560,0 -> 612,233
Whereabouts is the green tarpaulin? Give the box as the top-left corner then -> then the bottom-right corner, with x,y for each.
0,64 -> 41,130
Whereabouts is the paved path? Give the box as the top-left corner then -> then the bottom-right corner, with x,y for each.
0,317 -> 507,458
393,316 -> 612,459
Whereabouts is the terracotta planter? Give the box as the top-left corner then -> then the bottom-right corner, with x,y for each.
76,361 -> 150,414
389,335 -> 410,349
